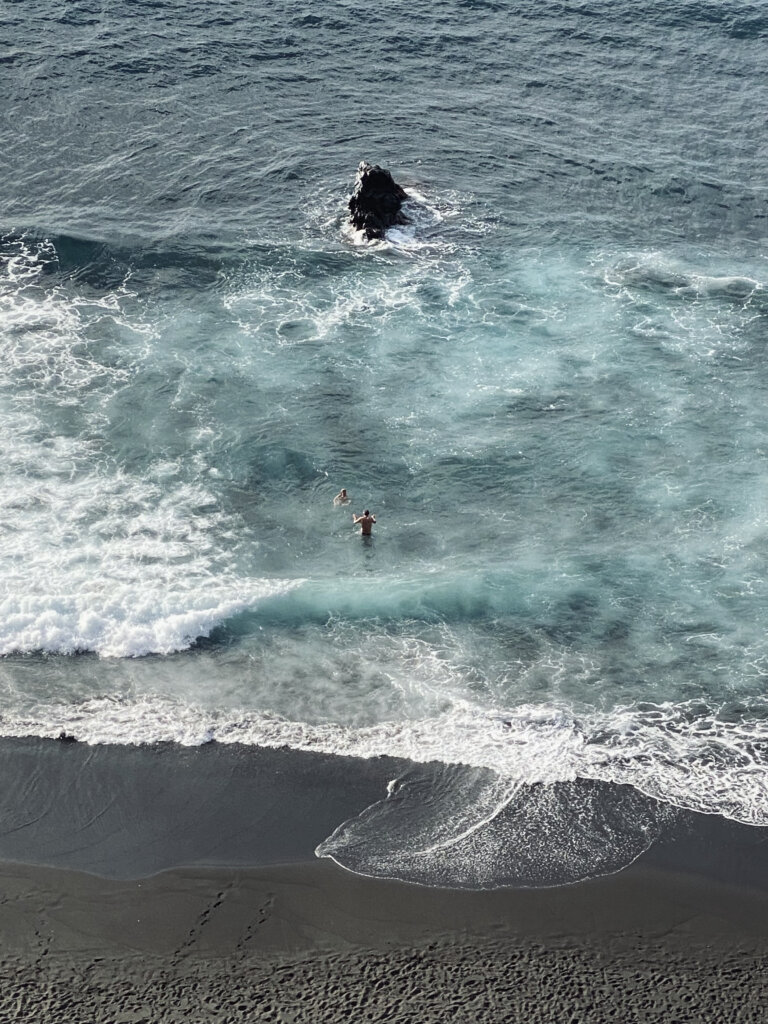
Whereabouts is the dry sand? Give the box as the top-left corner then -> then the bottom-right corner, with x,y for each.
0,857 -> 767,1023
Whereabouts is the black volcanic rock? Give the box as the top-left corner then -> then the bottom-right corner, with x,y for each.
348,161 -> 408,240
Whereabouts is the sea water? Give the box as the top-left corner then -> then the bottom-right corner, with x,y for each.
2,0 -> 768,886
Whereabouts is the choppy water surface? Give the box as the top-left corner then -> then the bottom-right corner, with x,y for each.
2,0 -> 768,886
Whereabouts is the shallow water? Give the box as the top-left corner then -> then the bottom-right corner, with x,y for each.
2,0 -> 768,886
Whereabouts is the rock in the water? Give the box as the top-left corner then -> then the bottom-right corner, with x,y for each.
348,161 -> 408,240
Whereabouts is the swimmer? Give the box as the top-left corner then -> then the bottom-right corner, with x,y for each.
352,510 -> 376,536
334,488 -> 350,505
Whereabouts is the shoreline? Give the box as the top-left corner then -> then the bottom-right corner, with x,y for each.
1,736 -> 767,1020
1,734 -> 767,886
0,735 -> 409,877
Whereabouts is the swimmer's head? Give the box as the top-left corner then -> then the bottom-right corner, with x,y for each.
364,510 -> 369,515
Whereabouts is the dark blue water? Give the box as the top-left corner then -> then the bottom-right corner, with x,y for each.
2,0 -> 768,886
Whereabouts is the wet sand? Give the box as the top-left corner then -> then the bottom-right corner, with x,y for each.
0,737 -> 766,1022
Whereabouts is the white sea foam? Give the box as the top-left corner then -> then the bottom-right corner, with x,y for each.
0,579 -> 295,658
1,690 -> 766,827
0,433 -> 299,656
0,237 -> 302,658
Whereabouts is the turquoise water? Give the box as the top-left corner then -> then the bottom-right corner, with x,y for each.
2,0 -> 768,885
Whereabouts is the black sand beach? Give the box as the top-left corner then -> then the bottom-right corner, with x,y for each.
0,738 -> 767,1022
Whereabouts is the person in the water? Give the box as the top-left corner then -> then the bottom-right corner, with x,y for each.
333,488 -> 350,505
352,510 -> 376,535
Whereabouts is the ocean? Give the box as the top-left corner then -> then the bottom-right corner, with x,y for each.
2,0 -> 768,888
